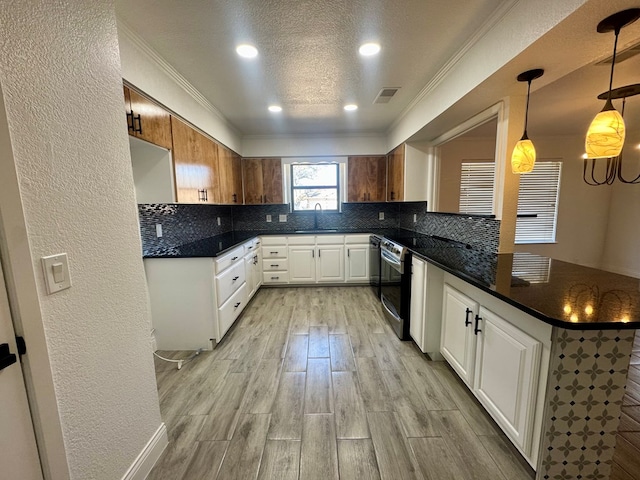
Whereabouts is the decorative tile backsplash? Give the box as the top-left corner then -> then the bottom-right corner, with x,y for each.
137,201 -> 501,254
536,328 -> 635,480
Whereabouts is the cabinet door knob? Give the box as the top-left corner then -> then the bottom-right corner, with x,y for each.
474,315 -> 482,335
465,308 -> 473,327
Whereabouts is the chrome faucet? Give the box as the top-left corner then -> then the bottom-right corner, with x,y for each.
314,202 -> 322,230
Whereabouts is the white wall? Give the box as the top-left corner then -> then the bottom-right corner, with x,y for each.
242,134 -> 387,158
0,2 -> 163,479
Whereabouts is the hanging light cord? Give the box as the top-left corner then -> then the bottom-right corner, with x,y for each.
522,79 -> 532,138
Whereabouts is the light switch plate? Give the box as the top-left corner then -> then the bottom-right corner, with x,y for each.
413,214 -> 417,223
41,253 -> 71,294
155,224 -> 163,237
217,217 -> 221,226
279,214 -> 287,222
266,215 -> 272,222
378,212 -> 384,220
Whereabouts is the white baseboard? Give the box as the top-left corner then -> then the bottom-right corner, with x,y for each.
121,423 -> 168,480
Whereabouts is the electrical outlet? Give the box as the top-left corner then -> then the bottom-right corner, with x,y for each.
378,212 -> 384,220
279,214 -> 287,222
413,213 -> 417,223
155,224 -> 163,237
217,217 -> 221,226
266,214 -> 272,222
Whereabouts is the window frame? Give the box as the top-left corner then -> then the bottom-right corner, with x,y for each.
290,163 -> 341,212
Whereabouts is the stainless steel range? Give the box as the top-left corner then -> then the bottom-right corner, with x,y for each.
380,237 -> 412,340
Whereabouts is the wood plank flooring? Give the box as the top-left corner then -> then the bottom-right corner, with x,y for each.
148,286 -> 535,480
611,332 -> 640,480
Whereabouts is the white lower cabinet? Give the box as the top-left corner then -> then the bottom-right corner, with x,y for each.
440,276 -> 551,467
217,283 -> 247,340
441,284 -> 478,386
317,245 -> 344,282
288,246 -> 316,283
345,245 -> 368,282
473,307 -> 541,454
409,257 -> 444,358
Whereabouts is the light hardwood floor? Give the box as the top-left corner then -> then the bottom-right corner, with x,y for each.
149,286 -> 535,480
611,332 -> 640,480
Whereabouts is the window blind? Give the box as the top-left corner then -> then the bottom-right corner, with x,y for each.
515,162 -> 562,244
459,161 -> 494,215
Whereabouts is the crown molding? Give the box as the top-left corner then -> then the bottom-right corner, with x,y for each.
117,18 -> 240,136
388,0 -> 520,134
242,132 -> 385,141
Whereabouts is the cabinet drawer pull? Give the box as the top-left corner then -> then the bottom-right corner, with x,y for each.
234,302 -> 241,309
474,315 -> 482,335
232,276 -> 239,281
465,308 -> 473,327
270,251 -> 279,255
231,256 -> 238,261
347,249 -> 350,257
312,250 -> 315,258
232,193 -> 237,203
133,112 -> 142,133
247,246 -> 253,250
126,111 -> 135,132
271,276 -> 279,280
270,264 -> 279,267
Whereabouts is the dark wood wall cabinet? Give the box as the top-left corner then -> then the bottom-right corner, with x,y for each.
347,156 -> 387,202
387,144 -> 405,202
123,85 -> 172,149
242,158 -> 283,204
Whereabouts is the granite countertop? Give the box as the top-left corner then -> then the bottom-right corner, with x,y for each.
382,230 -> 640,330
143,228 -> 640,330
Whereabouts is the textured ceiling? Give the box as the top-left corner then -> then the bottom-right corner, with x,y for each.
115,0 -> 506,136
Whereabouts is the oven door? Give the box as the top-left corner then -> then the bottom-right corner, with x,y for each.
380,250 -> 406,338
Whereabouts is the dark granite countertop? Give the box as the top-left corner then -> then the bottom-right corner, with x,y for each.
143,228 -> 640,330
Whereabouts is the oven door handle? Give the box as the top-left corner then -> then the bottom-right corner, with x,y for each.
381,250 -> 403,273
381,295 -> 400,321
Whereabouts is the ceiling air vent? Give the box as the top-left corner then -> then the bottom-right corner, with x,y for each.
374,87 -> 400,104
595,40 -> 640,65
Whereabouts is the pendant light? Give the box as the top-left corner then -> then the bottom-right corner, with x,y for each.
585,9 -> 640,159
511,69 -> 544,174
584,83 -> 640,185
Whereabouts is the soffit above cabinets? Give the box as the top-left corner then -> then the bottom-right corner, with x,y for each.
115,0 -> 507,136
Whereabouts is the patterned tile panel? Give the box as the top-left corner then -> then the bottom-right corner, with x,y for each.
537,328 -> 635,480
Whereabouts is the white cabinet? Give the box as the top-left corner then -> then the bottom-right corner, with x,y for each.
440,284 -> 479,387
439,275 -> 551,466
474,307 -> 541,454
409,257 -> 444,359
289,246 -> 316,283
410,257 -> 426,351
262,236 -> 288,284
244,238 -> 262,301
317,245 -> 344,282
345,235 -> 370,283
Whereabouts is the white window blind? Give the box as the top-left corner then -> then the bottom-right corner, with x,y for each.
458,160 -> 562,244
515,162 -> 562,244
459,161 -> 494,215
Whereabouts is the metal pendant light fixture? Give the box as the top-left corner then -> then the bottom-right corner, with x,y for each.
584,83 -> 640,185
511,69 -> 544,174
584,9 -> 640,159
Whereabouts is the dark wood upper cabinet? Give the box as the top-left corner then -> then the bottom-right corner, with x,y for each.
347,156 -> 387,202
123,85 -> 172,149
217,145 -> 244,204
243,158 -> 283,204
387,144 -> 405,202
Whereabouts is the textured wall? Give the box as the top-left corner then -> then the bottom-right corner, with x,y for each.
0,2 -> 162,479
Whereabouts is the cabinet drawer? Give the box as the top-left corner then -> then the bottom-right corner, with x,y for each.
263,271 -> 288,284
215,261 -> 246,307
345,234 -> 371,244
243,238 -> 260,254
218,283 -> 247,341
263,259 -> 288,271
214,245 -> 245,275
316,235 -> 344,245
261,236 -> 287,246
262,246 -> 287,259
288,235 -> 315,245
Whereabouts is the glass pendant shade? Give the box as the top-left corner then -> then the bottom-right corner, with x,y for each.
511,137 -> 536,174
585,104 -> 626,159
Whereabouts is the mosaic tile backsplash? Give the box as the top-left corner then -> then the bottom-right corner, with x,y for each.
138,201 -> 501,255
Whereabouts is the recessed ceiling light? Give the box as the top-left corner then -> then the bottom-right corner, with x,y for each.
359,43 -> 381,56
344,104 -> 358,111
268,105 -> 282,113
236,44 -> 258,58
